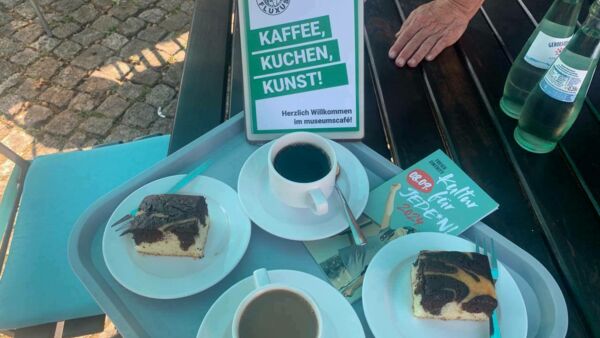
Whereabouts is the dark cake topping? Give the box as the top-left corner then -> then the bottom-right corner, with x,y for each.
121,194 -> 208,250
414,251 -> 497,316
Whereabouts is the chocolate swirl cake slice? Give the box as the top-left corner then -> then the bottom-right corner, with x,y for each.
411,251 -> 498,321
121,194 -> 210,259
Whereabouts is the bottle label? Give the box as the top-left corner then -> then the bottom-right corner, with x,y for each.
539,58 -> 588,103
524,31 -> 572,69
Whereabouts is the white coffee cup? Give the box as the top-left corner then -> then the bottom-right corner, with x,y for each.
268,132 -> 337,215
232,268 -> 322,338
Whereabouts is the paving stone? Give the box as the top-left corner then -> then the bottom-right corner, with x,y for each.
10,48 -> 39,66
0,0 -> 22,9
0,117 -> 14,140
0,60 -> 16,79
71,4 -> 99,24
145,84 -> 174,108
72,28 -> 104,47
52,0 -> 84,12
92,59 -> 131,82
39,133 -> 65,152
53,40 -> 82,59
43,110 -> 83,135
149,117 -> 172,135
91,15 -> 120,33
134,0 -> 158,8
16,104 -> 53,127
162,62 -> 183,87
78,76 -> 117,94
117,81 -> 144,100
14,24 -> 44,44
137,25 -> 167,42
171,49 -> 185,63
175,31 -> 188,47
130,67 -> 160,86
102,33 -> 129,51
1,128 -> 34,155
139,8 -> 165,24
0,73 -> 22,96
26,57 -> 62,80
17,78 -> 45,99
0,37 -> 20,57
29,35 -> 61,52
91,0 -> 114,10
123,101 -> 156,128
140,48 -> 171,67
52,22 -> 80,39
39,86 -> 75,108
0,19 -> 28,36
14,2 -> 36,19
157,0 -> 182,11
180,0 -> 194,13
0,11 -> 11,26
109,2 -> 140,21
64,131 -> 87,149
69,92 -> 98,112
106,124 -> 143,142
120,38 -> 151,58
54,66 -> 87,88
81,137 -> 101,149
80,116 -> 114,135
155,39 -> 181,55
97,94 -> 130,118
163,98 -> 177,117
118,17 -> 146,37
72,45 -> 113,70
0,94 -> 25,116
160,11 -> 189,32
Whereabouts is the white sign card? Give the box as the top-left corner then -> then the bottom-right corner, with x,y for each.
239,0 -> 364,142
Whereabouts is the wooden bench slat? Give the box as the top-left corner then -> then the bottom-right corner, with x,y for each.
169,0 -> 235,153
228,3 -> 244,119
61,315 -> 106,338
363,53 -> 392,160
458,7 -> 600,337
364,0 -> 446,167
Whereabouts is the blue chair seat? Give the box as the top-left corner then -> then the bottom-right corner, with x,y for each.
0,135 -> 169,329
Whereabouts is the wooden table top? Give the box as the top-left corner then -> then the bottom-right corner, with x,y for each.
170,0 -> 600,337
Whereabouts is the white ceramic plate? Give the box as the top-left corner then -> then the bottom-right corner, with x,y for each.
362,232 -> 528,338
102,175 -> 251,299
237,140 -> 369,241
197,269 -> 365,338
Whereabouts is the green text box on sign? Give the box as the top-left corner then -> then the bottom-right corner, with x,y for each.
250,39 -> 342,77
249,16 -> 332,51
252,63 -> 349,100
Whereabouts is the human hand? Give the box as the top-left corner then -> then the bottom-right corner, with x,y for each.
388,0 -> 482,67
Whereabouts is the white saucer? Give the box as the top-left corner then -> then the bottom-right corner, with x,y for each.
362,233 -> 528,338
103,175 -> 251,299
197,270 -> 365,338
237,140 -> 369,241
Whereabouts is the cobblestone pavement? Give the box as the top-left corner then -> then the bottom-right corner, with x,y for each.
0,0 -> 192,194
0,0 -> 192,336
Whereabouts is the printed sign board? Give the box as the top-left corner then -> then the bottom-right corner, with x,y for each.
239,0 -> 364,141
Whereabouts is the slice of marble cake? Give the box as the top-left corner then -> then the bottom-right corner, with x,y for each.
411,250 -> 498,321
121,194 -> 210,259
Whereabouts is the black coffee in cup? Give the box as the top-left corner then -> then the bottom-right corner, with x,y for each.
273,143 -> 331,183
238,289 -> 319,338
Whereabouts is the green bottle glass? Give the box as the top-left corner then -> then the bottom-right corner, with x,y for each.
514,0 -> 600,153
500,0 -> 583,119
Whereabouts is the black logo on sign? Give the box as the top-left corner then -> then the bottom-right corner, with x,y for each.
257,0 -> 290,15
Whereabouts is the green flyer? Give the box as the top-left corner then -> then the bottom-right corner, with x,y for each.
239,0 -> 364,141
